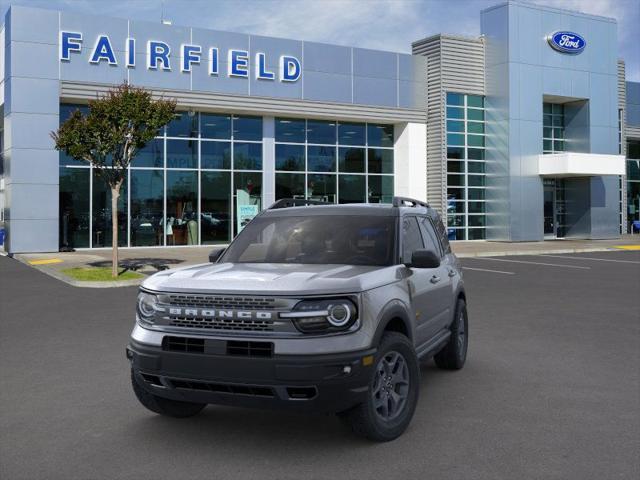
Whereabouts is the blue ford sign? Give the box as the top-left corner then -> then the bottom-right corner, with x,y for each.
547,31 -> 586,54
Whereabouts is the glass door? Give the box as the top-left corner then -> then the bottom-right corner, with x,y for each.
543,178 -> 567,238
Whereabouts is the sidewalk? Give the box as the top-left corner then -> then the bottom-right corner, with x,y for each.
9,235 -> 640,287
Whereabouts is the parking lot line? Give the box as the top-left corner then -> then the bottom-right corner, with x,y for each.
472,257 -> 591,269
540,254 -> 640,265
462,266 -> 515,275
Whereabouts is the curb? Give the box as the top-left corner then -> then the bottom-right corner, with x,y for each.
455,246 -> 620,258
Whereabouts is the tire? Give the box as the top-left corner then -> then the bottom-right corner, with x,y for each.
131,369 -> 206,418
338,332 -> 420,442
434,299 -> 468,370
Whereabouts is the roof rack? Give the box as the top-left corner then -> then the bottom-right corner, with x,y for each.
392,196 -> 430,208
268,198 -> 331,210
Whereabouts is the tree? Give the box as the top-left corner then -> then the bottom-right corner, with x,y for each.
52,83 -> 176,278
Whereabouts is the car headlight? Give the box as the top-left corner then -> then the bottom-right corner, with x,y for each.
281,298 -> 358,333
136,291 -> 158,326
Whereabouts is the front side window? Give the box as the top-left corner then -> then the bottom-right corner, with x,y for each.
402,217 -> 424,264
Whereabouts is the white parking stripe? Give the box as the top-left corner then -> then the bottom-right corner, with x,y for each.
471,257 -> 591,269
463,267 -> 515,275
540,254 -> 640,265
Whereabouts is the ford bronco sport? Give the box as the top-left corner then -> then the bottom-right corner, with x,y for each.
127,197 -> 468,441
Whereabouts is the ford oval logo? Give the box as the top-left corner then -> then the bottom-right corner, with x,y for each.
547,31 -> 586,54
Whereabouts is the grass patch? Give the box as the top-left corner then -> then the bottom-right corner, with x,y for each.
62,267 -> 144,282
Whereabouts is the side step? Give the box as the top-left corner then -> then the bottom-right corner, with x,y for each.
415,330 -> 451,359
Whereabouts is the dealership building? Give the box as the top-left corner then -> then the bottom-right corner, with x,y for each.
0,1 -> 639,252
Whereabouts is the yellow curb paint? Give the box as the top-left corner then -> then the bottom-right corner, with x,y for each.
613,245 -> 640,251
29,259 -> 63,265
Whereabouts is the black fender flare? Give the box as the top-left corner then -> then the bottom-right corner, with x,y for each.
371,300 -> 414,348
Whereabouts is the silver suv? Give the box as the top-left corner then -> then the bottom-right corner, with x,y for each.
127,197 -> 468,441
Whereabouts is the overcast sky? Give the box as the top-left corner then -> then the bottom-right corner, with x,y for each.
1,0 -> 638,80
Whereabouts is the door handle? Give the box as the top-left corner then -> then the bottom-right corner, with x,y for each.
430,275 -> 441,284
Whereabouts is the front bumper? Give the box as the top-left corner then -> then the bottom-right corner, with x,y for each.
127,338 -> 376,414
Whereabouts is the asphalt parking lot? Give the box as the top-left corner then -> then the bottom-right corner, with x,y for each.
1,250 -> 639,480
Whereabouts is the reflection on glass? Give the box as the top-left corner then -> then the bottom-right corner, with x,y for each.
368,149 -> 394,174
338,175 -> 365,203
201,113 -> 231,139
446,93 -> 464,106
367,124 -> 394,147
275,173 -> 305,200
167,139 -> 197,168
339,147 -> 365,173
338,122 -> 365,146
308,145 -> 336,172
92,170 -> 127,247
234,142 -> 262,170
201,171 -> 231,244
306,120 -> 336,144
135,139 -> 164,168
368,175 -> 394,203
130,170 -> 164,246
233,115 -> 262,141
167,111 -> 198,138
234,172 -> 262,234
307,174 -> 336,202
201,141 -> 231,169
275,144 -> 305,171
167,171 -> 198,245
59,167 -> 90,248
59,104 -> 90,166
275,118 -> 305,143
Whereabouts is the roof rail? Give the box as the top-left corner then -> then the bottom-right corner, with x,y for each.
392,196 -> 430,208
268,198 -> 331,210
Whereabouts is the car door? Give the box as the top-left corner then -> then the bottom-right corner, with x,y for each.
401,216 -> 445,347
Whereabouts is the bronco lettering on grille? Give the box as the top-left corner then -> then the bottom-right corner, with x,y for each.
168,308 -> 273,320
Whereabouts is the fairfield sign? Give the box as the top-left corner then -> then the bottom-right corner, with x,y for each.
59,31 -> 302,82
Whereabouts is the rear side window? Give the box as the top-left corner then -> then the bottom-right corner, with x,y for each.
419,217 -> 443,257
431,212 -> 451,254
402,217 -> 424,264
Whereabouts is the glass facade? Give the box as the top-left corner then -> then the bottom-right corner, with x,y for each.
543,103 -> 565,154
445,92 -> 486,240
58,105 -> 262,248
274,118 -> 394,204
627,140 -> 640,232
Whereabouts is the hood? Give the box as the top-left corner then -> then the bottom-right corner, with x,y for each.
142,262 -> 401,296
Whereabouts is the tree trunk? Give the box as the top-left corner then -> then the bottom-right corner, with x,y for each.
111,184 -> 121,278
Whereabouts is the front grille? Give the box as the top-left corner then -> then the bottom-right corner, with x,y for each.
227,340 -> 273,357
167,295 -> 277,310
162,336 -> 205,353
168,316 -> 274,332
169,379 -> 275,397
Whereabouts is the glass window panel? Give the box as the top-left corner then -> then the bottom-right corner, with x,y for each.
338,175 -> 366,204
201,171 -> 231,244
628,141 -> 640,159
552,115 -> 563,127
166,171 -> 198,245
448,228 -> 466,241
368,175 -> 394,203
233,115 -> 262,141
275,173 -> 305,200
554,128 -> 564,139
447,147 -> 464,159
166,139 -> 197,168
467,122 -> 484,134
201,113 -> 231,139
130,169 -> 164,246
447,188 -> 465,201
468,201 -> 486,214
627,160 -> 640,181
234,142 -> 263,170
554,140 -> 564,152
543,127 -> 553,138
447,215 -> 466,227
447,161 -> 464,173
446,92 -> 464,106
338,122 -> 365,146
59,167 -> 90,249
60,103 -> 89,123
543,114 -> 553,126
468,162 -> 485,173
467,134 -> 485,147
308,145 -> 336,172
233,171 -> 262,234
467,95 -> 484,108
402,217 -> 424,263
467,148 -> 484,160
307,174 -> 336,203
368,148 -> 394,174
468,188 -> 485,200
447,174 -> 465,186
367,124 -> 394,147
92,170 -> 127,247
543,139 -> 553,151
307,120 -> 336,144
467,108 -> 484,121
135,139 -> 164,168
167,111 -> 198,138
275,117 -> 306,143
59,151 -> 86,167
275,144 -> 305,171
446,106 -> 464,119
201,140 -> 231,169
447,133 -> 465,146
468,175 -> 486,187
543,103 -> 552,114
338,147 -> 365,173
447,200 -> 465,214
447,120 -> 464,133
552,104 -> 563,115
468,228 -> 486,240
468,215 -> 486,227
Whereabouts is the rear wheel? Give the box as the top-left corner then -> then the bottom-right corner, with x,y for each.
434,299 -> 468,370
338,332 -> 419,442
131,370 -> 206,418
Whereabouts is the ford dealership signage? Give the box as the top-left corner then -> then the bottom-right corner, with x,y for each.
547,31 -> 586,54
59,31 -> 302,82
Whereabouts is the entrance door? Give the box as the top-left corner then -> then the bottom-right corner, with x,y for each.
543,178 -> 567,238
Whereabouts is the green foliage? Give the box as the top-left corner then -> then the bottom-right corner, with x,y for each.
62,267 -> 144,281
52,83 -> 176,187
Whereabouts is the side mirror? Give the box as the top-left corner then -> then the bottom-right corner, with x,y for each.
408,249 -> 440,269
208,247 -> 226,263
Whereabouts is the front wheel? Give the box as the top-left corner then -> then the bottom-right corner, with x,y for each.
434,298 -> 468,370
131,370 -> 206,418
338,332 -> 420,442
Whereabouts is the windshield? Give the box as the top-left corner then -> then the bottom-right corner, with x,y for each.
221,215 -> 397,266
